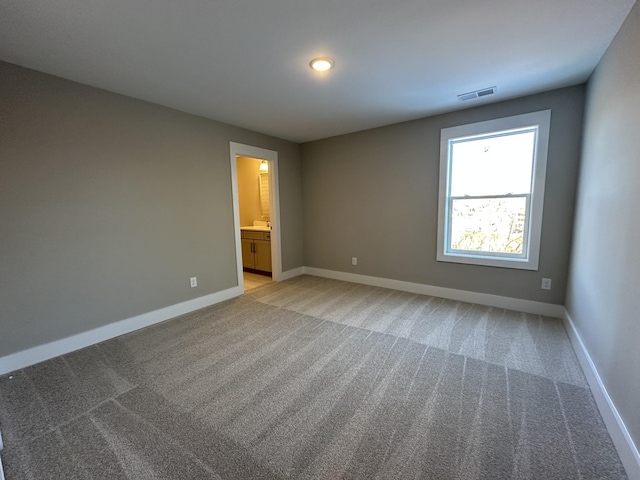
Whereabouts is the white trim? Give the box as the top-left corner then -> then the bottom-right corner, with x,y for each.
229,142 -> 282,285
302,267 -> 563,317
268,153 -> 282,282
437,110 -> 551,271
0,286 -> 242,375
279,267 -> 305,281
229,146 -> 244,291
562,309 -> 640,480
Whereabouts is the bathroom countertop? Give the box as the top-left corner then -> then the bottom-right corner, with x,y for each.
240,226 -> 270,232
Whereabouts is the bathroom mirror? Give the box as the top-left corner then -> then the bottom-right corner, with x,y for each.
259,173 -> 270,219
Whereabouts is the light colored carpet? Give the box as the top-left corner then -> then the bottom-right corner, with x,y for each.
245,276 -> 587,387
0,275 -> 627,479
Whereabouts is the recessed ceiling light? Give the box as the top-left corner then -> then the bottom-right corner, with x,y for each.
310,58 -> 334,72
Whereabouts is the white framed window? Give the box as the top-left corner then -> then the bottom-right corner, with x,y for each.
437,110 -> 551,270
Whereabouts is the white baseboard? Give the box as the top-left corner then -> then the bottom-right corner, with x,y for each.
303,267 -> 564,318
279,267 -> 305,281
0,286 -> 243,375
563,309 -> 640,480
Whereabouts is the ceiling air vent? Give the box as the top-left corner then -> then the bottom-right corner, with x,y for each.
457,86 -> 496,101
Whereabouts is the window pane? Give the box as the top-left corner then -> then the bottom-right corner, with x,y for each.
450,197 -> 527,254
450,130 -> 536,196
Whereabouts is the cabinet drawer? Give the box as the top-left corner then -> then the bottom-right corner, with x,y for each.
242,231 -> 266,240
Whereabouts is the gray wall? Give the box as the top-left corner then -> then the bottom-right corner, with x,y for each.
302,86 -> 585,305
0,61 -> 303,357
566,1 -> 640,449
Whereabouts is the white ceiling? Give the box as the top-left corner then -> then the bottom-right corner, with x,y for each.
0,0 -> 635,143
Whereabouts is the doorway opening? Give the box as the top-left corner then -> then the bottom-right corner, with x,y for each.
229,142 -> 281,293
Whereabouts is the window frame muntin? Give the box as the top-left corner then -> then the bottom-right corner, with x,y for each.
436,110 -> 551,270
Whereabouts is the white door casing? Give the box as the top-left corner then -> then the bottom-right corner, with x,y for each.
229,142 -> 281,290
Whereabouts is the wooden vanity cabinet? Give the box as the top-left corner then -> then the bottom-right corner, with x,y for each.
241,230 -> 272,273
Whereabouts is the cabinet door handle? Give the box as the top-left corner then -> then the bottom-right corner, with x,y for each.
251,242 -> 255,253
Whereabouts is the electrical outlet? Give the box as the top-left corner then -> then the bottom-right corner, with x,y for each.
541,278 -> 552,290
351,257 -> 358,266
190,277 -> 198,288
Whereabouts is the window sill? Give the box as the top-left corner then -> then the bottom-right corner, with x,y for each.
436,252 -> 539,271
